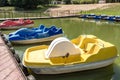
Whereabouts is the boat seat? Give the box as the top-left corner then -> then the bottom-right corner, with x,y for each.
45,37 -> 70,58
78,37 -> 97,49
80,44 -> 102,62
71,35 -> 83,45
45,37 -> 82,65
84,43 -> 96,53
87,43 -> 101,54
39,24 -> 45,30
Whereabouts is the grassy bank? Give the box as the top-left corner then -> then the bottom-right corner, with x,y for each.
0,3 -> 120,18
0,5 -> 52,18
83,3 -> 120,16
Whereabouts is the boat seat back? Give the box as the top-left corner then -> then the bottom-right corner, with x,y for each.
39,25 -> 45,30
84,43 -> 96,53
46,37 -> 81,58
87,43 -> 102,54
71,36 -> 83,45
45,37 -> 82,65
78,37 -> 97,49
45,37 -> 69,58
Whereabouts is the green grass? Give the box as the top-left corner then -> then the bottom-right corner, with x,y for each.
0,6 -> 15,11
82,4 -> 120,16
72,0 -> 98,4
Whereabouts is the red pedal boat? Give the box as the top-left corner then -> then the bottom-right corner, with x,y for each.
0,19 -> 34,29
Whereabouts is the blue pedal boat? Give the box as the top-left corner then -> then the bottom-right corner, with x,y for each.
102,16 -> 116,21
94,15 -> 107,20
100,15 -> 108,19
79,14 -> 87,18
115,16 -> 120,22
86,14 -> 96,19
8,25 -> 64,44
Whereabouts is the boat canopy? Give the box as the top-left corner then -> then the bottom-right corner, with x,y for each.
45,37 -> 81,58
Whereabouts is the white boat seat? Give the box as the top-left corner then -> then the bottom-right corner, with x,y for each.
45,37 -> 81,58
45,37 -> 69,58
45,37 -> 82,65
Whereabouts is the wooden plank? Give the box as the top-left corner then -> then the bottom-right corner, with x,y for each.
4,68 -> 25,80
0,36 -> 27,80
0,36 -> 4,44
0,56 -> 12,71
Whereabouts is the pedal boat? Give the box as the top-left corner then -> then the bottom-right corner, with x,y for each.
8,25 -> 64,44
0,19 -> 34,29
22,35 -> 118,74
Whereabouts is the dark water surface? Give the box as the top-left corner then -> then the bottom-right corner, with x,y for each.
1,18 -> 120,80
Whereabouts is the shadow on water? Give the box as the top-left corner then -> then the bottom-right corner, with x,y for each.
112,63 -> 120,80
31,64 -> 114,80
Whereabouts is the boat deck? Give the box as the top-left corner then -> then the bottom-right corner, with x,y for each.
0,35 -> 27,80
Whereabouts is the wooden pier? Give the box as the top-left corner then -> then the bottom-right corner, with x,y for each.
0,34 -> 27,80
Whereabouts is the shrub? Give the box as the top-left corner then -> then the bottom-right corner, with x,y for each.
0,0 -> 9,6
63,0 -> 71,4
72,0 -> 80,4
8,0 -> 40,10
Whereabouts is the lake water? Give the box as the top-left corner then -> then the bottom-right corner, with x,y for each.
1,18 -> 120,80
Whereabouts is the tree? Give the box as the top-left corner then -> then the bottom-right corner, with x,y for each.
0,0 -> 8,6
63,0 -> 71,4
106,0 -> 120,2
22,0 -> 40,9
39,0 -> 50,5
8,0 -> 51,10
8,0 -> 40,9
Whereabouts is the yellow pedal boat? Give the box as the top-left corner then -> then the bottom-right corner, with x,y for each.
22,35 -> 118,74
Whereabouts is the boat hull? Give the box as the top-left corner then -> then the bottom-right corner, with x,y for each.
0,24 -> 34,30
27,57 -> 116,74
11,34 -> 64,44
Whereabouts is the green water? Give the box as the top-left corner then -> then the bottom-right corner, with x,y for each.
1,18 -> 120,80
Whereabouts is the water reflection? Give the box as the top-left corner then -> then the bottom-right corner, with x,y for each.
112,63 -> 120,80
80,18 -> 120,26
33,65 -> 114,80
